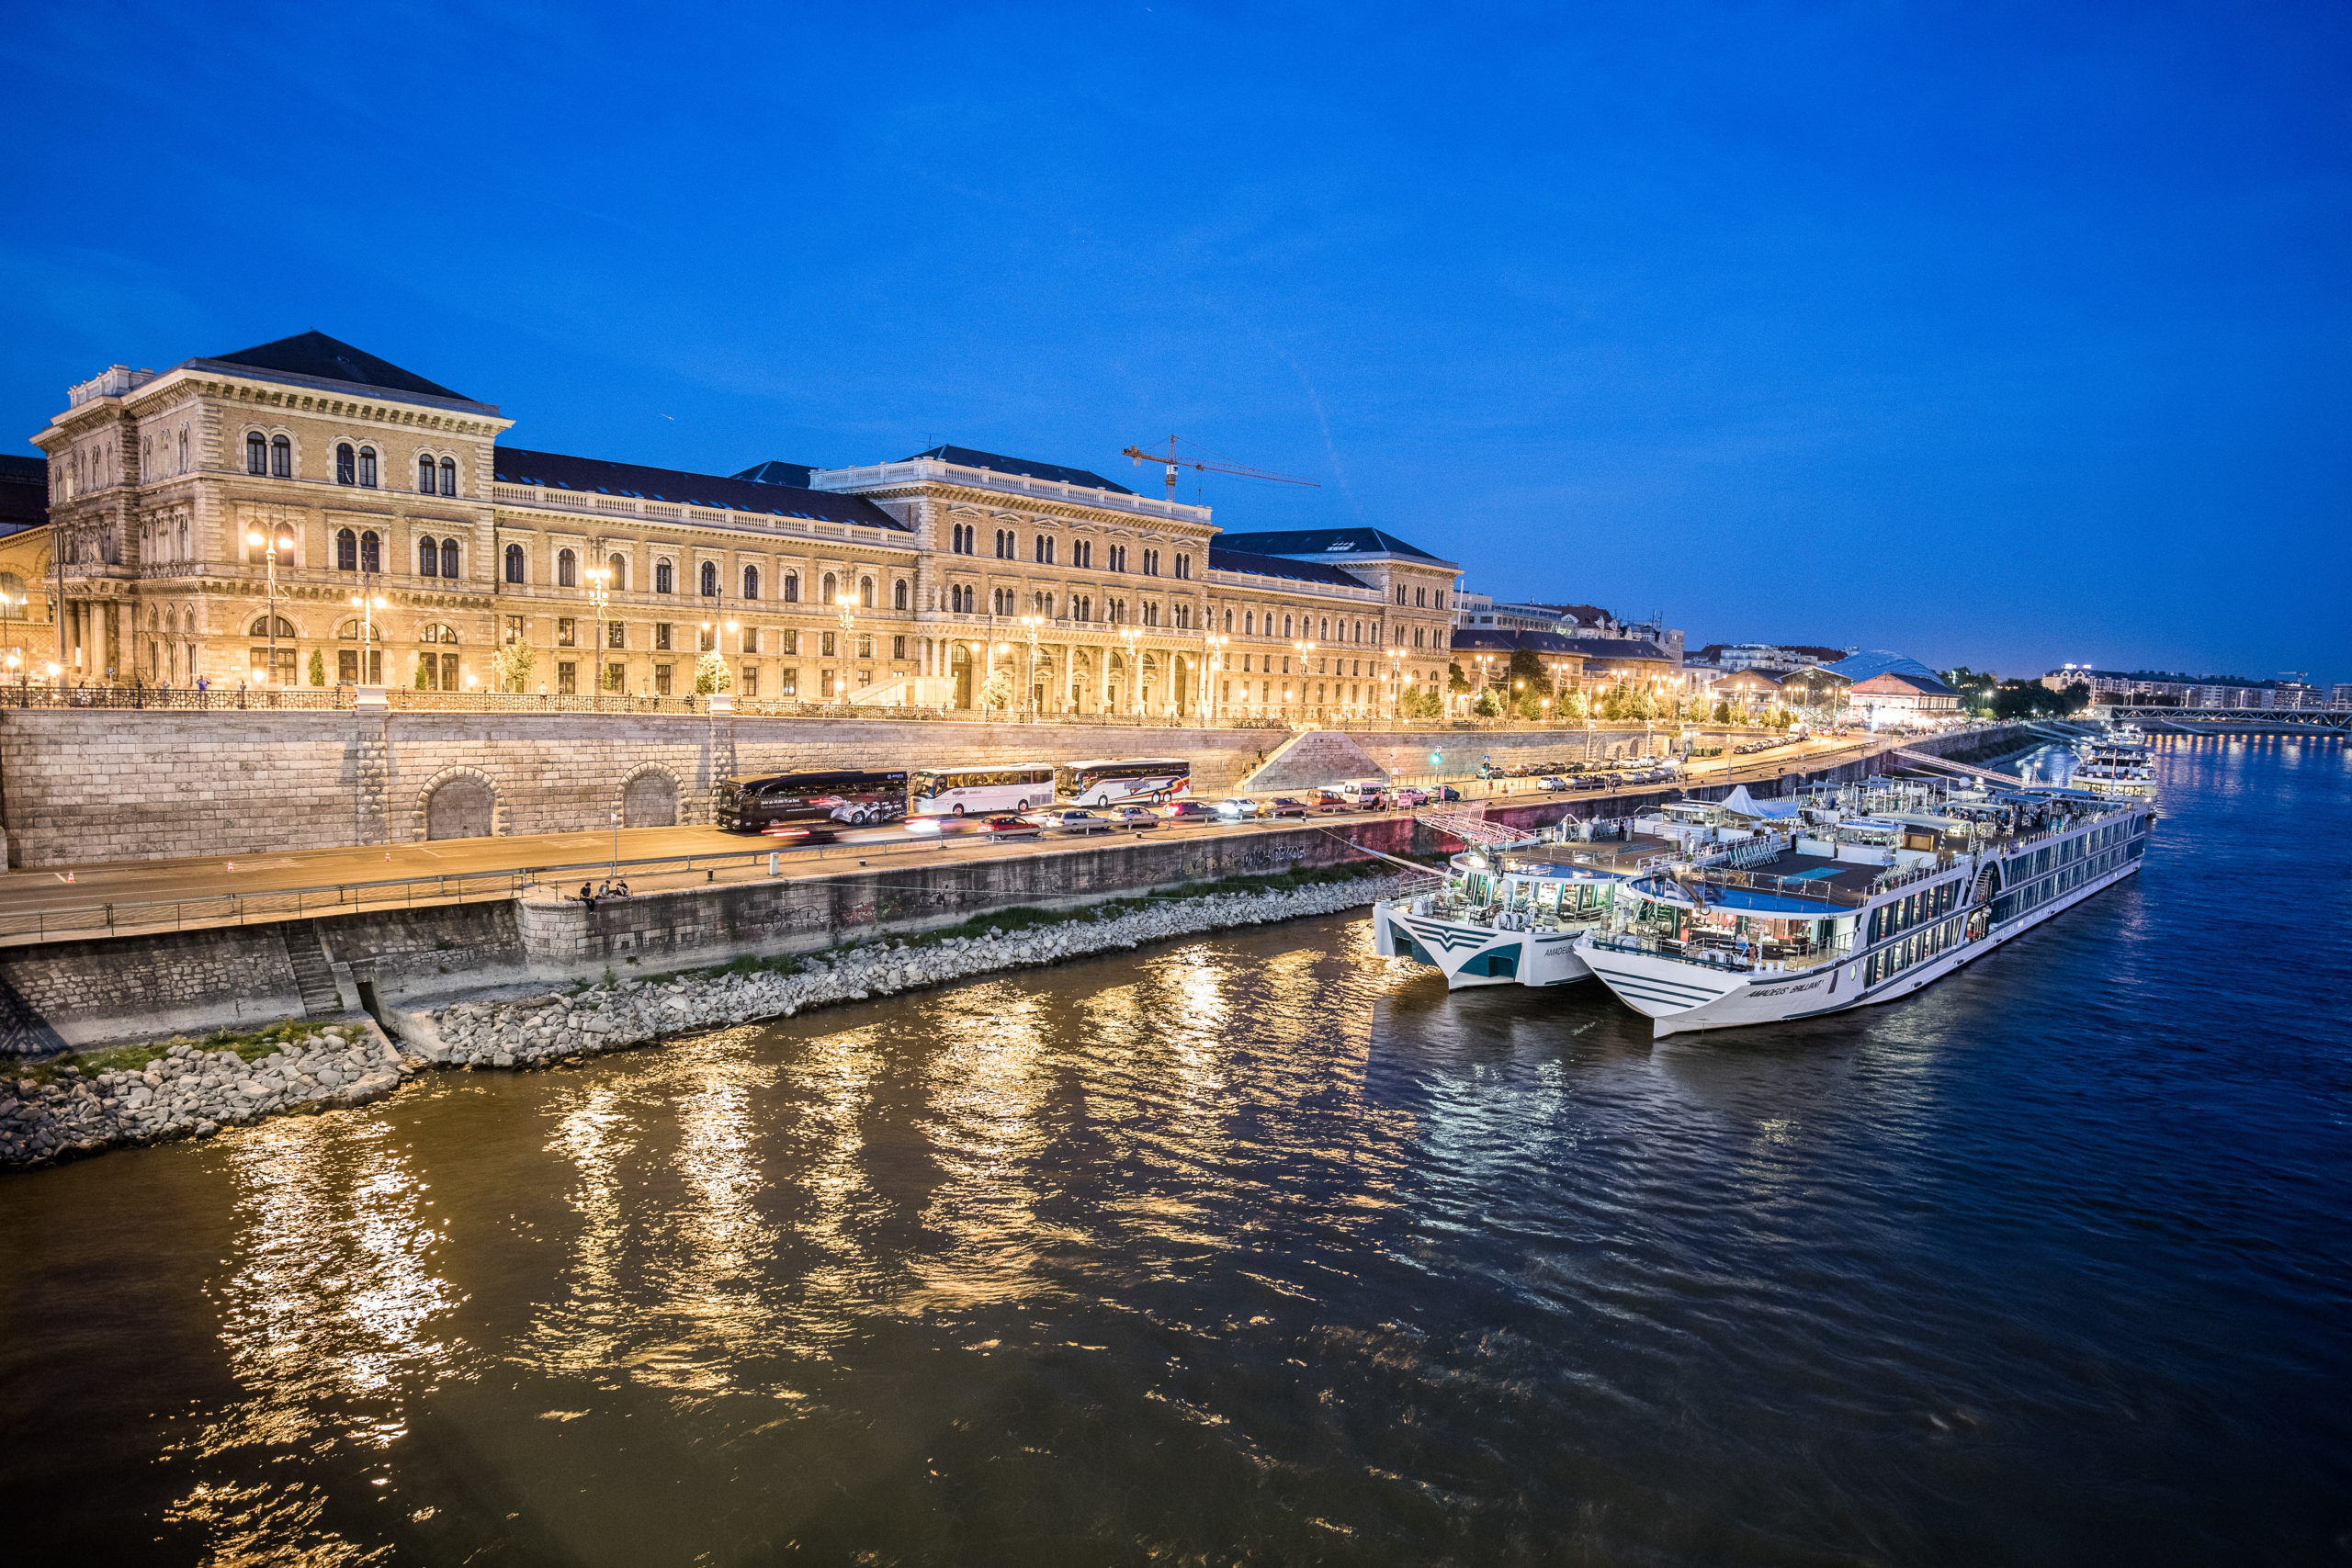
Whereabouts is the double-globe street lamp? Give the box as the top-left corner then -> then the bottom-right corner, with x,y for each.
1202,632 -> 1228,726
1117,626 -> 1142,716
245,525 -> 295,688
1019,614 -> 1045,718
1292,638 -> 1317,720
834,592 -> 859,702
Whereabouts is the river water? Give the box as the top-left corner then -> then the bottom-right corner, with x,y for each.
3,739 -> 2346,1566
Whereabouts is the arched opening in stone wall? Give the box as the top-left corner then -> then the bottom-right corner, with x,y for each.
425,777 -> 495,840
622,772 -> 678,829
950,642 -> 973,709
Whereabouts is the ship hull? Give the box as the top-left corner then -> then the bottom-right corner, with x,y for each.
1374,901 -> 1596,988
1578,854 -> 2144,1038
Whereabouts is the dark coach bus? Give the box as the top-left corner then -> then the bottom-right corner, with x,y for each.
717,770 -> 909,832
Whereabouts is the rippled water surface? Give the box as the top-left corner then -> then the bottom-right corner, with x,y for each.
4,739 -> 2347,1565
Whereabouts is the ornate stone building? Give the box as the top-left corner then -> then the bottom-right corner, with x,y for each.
15,332 -> 1458,716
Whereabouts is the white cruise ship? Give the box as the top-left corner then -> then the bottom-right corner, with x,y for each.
1371,795 -> 1802,989
2073,728 -> 2157,800
1574,781 -> 2154,1037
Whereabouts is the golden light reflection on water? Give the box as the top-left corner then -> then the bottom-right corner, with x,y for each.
908,983 -> 1058,1311
164,1115 -> 455,1565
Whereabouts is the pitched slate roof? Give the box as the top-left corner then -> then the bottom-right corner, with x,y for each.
731,460 -> 816,489
206,331 -> 471,402
1571,638 -> 1676,664
1212,526 -> 1446,564
1445,628 -> 1587,657
902,445 -> 1135,495
493,446 -> 907,529
1206,546 -> 1373,590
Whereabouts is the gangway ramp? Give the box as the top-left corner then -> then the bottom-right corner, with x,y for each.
1891,748 -> 2030,790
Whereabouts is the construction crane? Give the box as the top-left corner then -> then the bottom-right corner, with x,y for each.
1121,435 -> 1319,498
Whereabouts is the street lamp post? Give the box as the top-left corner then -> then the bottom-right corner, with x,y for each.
1293,638 -> 1316,720
1019,614 -> 1044,718
700,603 -> 741,699
245,525 -> 294,689
835,592 -> 859,702
347,583 -> 387,687
1118,626 -> 1141,715
584,566 -> 611,692
1203,632 -> 1227,726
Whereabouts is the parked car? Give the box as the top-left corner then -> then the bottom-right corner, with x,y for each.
1264,796 -> 1312,818
1160,800 -> 1218,823
1034,809 -> 1112,834
1216,796 -> 1261,818
1385,786 -> 1430,808
981,814 -> 1042,839
1536,775 -> 1569,792
1432,784 -> 1464,802
1111,807 -> 1160,829
1571,774 -> 1608,790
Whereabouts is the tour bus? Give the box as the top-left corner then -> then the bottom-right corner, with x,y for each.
1055,758 -> 1192,807
909,761 -> 1057,817
716,770 -> 910,832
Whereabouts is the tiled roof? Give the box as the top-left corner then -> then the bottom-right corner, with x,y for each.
493,446 -> 908,529
1207,546 -> 1373,590
206,331 -> 470,402
1212,527 -> 1447,564
731,460 -> 815,489
902,445 -> 1135,496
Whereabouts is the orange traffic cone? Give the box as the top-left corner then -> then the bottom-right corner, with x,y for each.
226,862 -> 234,871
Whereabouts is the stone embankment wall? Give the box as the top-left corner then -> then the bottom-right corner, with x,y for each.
3,871 -> 1416,1170
0,707 -> 1669,868
0,1020 -> 415,1168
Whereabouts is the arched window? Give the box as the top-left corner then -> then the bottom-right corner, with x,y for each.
441,538 -> 459,578
271,434 -> 291,478
419,623 -> 458,644
419,454 -> 436,492
742,566 -> 760,601
606,553 -> 627,590
418,536 -> 440,577
1244,612 -> 1254,636
336,444 -> 356,486
699,561 -> 718,597
820,571 -> 837,605
439,457 -> 456,495
893,578 -> 908,610
504,543 -> 525,583
361,531 -> 381,572
655,559 -> 673,594
247,615 -> 296,638
337,527 -> 357,571
246,432 -> 266,475
557,547 -> 578,588
336,619 -> 380,641
783,571 -> 799,603
357,446 -> 378,488
860,576 -> 875,608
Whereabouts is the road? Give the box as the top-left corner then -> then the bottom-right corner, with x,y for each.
0,733 -> 1885,935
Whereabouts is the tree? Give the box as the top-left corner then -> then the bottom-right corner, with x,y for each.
1600,686 -> 1625,721
1623,686 -> 1657,722
694,651 -> 732,694
1516,690 -> 1547,721
1472,688 -> 1503,718
492,640 -> 536,694
1713,699 -> 1733,724
1402,684 -> 1443,719
1447,661 -> 1471,694
413,654 -> 433,690
1991,679 -> 2071,719
1558,690 -> 1587,720
307,649 -> 326,687
1506,648 -> 1553,696
979,668 -> 1014,712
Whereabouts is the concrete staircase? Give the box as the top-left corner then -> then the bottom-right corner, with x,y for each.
280,921 -> 345,1019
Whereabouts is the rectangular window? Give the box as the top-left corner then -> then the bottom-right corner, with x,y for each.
557,617 -> 576,648
858,669 -> 872,687
654,664 -> 672,695
557,660 -> 577,694
654,623 -> 673,650
822,630 -> 837,658
858,633 -> 873,659
504,615 -> 524,646
607,620 -> 625,649
782,668 -> 797,695
743,626 -> 760,654
892,635 -> 906,660
741,666 -> 758,697
605,661 -> 626,692
782,628 -> 798,655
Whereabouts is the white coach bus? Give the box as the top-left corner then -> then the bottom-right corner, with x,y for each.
909,762 -> 1057,817
1055,758 -> 1192,807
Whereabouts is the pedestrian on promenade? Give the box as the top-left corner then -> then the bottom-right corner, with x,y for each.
580,880 -> 597,911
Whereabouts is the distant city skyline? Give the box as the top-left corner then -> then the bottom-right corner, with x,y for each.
2,2 -> 2343,681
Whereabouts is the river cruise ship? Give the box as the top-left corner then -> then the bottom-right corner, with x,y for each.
1574,780 -> 2154,1037
2072,729 -> 2157,800
1372,797 -> 1797,989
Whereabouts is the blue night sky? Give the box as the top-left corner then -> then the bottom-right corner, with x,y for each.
4,3 -> 2345,682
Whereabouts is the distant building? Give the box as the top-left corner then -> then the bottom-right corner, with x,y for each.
1454,593 -> 1683,662
1848,671 -> 1962,723
0,454 -> 46,537
2041,667 -> 2335,711
1687,640 -> 1854,674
